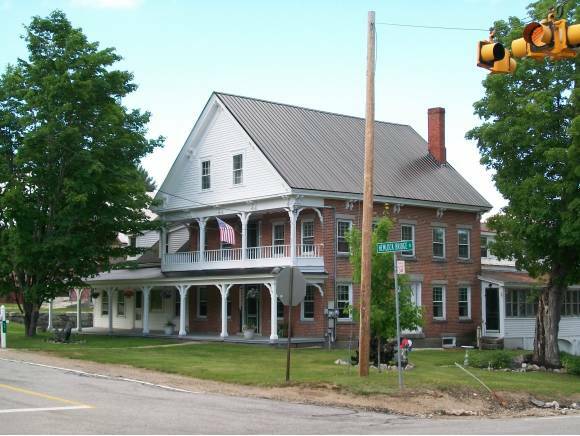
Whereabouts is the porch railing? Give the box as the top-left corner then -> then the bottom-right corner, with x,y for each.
204,248 -> 242,262
296,244 -> 323,258
247,244 -> 290,259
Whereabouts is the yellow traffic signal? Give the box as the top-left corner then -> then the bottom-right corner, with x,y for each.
477,41 -> 517,74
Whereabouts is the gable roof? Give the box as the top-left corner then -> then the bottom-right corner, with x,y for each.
215,92 -> 491,210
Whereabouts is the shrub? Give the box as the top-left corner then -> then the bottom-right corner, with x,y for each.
469,350 -> 514,369
561,352 -> 580,376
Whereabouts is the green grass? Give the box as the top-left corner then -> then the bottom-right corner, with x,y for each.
1,303 -> 92,314
6,323 -> 580,398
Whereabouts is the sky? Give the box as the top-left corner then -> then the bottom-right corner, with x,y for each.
1,0 -> 534,216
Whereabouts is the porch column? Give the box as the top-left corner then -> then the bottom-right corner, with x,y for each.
217,284 -> 233,338
142,286 -> 151,335
265,282 -> 279,343
107,287 -> 114,334
237,212 -> 251,261
197,217 -> 208,262
176,285 -> 189,336
47,299 -> 53,331
75,288 -> 83,333
287,208 -> 298,264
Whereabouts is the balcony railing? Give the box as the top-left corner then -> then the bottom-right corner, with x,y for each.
162,244 -> 324,272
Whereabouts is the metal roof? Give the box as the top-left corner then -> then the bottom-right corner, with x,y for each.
216,92 -> 492,210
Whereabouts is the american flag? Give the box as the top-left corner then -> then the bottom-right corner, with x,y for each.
216,217 -> 236,245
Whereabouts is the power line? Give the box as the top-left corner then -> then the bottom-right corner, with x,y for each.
376,22 -> 490,32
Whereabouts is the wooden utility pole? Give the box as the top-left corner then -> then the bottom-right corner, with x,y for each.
358,10 -> 376,377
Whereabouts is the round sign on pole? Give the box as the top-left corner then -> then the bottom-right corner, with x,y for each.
276,267 -> 308,306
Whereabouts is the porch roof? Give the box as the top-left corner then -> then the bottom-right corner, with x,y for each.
478,270 -> 547,288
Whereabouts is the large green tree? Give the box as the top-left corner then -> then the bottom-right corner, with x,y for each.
467,1 -> 580,367
0,11 -> 162,336
348,213 -> 423,365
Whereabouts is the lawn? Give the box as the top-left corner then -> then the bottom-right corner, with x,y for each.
5,323 -> 580,398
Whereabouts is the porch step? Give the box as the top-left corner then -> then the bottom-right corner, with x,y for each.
480,336 -> 504,350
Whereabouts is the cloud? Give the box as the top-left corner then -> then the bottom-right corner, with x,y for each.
70,0 -> 143,9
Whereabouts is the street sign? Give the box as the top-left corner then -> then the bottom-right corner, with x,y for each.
276,267 -> 307,306
376,240 -> 413,253
396,260 -> 406,274
0,305 -> 6,349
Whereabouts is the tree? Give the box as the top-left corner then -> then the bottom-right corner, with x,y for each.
348,213 -> 423,366
466,1 -> 580,367
0,11 -> 163,336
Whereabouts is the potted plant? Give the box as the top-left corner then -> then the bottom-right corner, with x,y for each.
242,323 -> 256,339
164,320 -> 175,335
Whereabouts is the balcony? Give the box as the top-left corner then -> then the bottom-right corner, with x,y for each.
162,244 -> 324,272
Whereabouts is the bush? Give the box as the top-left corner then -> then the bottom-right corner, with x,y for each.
561,352 -> 580,376
469,350 -> 514,369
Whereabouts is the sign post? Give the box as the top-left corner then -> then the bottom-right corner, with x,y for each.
376,240 -> 413,390
1,305 -> 7,349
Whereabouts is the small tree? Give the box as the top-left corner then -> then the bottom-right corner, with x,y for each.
348,213 -> 423,365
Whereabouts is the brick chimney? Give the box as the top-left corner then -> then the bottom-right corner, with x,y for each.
428,107 -> 446,164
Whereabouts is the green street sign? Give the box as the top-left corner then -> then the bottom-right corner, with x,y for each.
377,240 -> 413,253
1,321 -> 6,333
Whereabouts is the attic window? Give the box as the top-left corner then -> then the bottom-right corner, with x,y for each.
201,160 -> 211,190
233,154 -> 243,185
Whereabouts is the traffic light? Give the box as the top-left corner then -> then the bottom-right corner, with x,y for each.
477,40 -> 517,74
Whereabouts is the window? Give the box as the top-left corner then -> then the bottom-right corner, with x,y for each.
562,290 -> 580,316
301,286 -> 316,320
337,220 -> 352,254
101,291 -> 109,316
480,235 -> 489,258
117,292 -> 125,317
277,298 -> 284,319
201,160 -> 211,190
432,286 -> 446,320
432,228 -> 445,258
458,229 -> 470,259
505,289 -> 537,317
273,223 -> 285,255
197,287 -> 208,318
129,236 -> 137,248
227,293 -> 232,318
301,220 -> 314,253
232,154 -> 243,185
165,231 -> 169,254
150,290 -> 162,311
337,284 -> 352,320
175,290 -> 180,317
458,286 -> 471,319
135,290 -> 142,321
401,224 -> 415,256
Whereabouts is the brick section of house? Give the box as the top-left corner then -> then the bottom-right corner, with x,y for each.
428,107 -> 446,164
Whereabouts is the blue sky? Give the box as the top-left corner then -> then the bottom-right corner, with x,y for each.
1,0 -> 533,215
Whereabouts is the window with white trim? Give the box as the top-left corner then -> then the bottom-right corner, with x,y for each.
197,287 -> 208,318
232,154 -> 243,185
227,293 -> 232,318
401,224 -> 415,257
458,229 -> 470,259
432,286 -> 446,320
562,289 -> 580,316
432,228 -> 445,258
337,283 -> 353,320
277,298 -> 284,319
101,291 -> 109,316
480,235 -> 489,258
273,223 -> 285,256
301,286 -> 316,320
301,220 -> 314,253
458,286 -> 471,319
201,160 -> 211,190
117,292 -> 125,317
337,220 -> 352,254
505,289 -> 537,317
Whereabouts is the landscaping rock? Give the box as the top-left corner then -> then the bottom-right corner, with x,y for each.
544,401 -> 559,409
530,399 -> 545,408
529,364 -> 540,371
334,359 -> 350,366
512,355 -> 525,368
445,409 -> 478,416
571,403 -> 579,410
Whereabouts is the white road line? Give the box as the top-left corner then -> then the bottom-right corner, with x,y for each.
0,405 -> 92,414
0,357 -> 203,394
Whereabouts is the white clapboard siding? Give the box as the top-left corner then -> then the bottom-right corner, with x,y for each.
136,230 -> 159,248
160,99 -> 290,211
505,317 -> 580,339
168,226 -> 189,254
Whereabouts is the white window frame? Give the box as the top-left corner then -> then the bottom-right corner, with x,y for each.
401,224 -> 415,257
301,285 -> 316,321
458,286 -> 471,320
562,289 -> 580,317
458,229 -> 470,260
480,235 -> 489,258
272,221 -> 285,256
117,292 -> 126,318
232,153 -> 243,185
337,220 -> 352,254
101,291 -> 109,316
432,285 -> 446,320
336,283 -> 353,321
201,160 -> 211,191
301,219 -> 314,253
432,227 -> 446,259
197,287 -> 208,319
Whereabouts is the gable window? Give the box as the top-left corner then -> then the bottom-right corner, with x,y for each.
301,220 -> 314,254
232,154 -> 243,185
197,287 -> 208,318
401,224 -> 415,257
201,160 -> 211,190
337,283 -> 353,320
337,220 -> 352,254
101,291 -> 109,316
562,290 -> 580,316
458,286 -> 471,319
432,228 -> 445,259
458,229 -> 470,260
301,286 -> 316,320
505,289 -> 537,317
273,223 -> 285,256
432,286 -> 446,320
481,235 -> 489,258
117,292 -> 125,317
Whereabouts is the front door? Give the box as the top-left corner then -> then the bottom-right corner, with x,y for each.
244,285 -> 260,333
485,287 -> 500,332
134,290 -> 143,329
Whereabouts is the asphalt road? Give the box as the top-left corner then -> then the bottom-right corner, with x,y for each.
0,356 -> 578,434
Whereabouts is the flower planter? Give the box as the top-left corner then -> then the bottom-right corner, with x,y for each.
243,329 -> 255,340
164,325 -> 175,335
